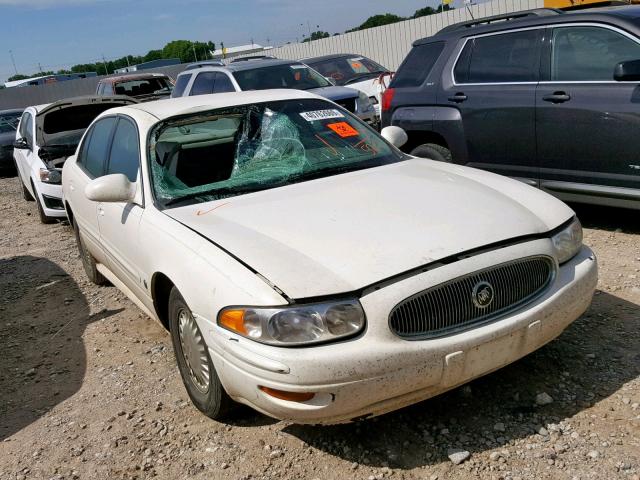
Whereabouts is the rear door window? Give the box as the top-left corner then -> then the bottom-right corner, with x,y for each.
190,71 -> 216,96
391,42 -> 445,87
455,29 -> 541,83
172,74 -> 192,97
106,118 -> 140,182
82,117 -> 117,178
550,26 -> 640,81
213,73 -> 236,93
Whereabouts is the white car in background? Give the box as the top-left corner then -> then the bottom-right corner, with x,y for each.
62,90 -> 597,424
14,96 -> 136,223
303,53 -> 392,120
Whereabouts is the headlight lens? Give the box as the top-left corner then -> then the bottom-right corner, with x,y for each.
218,300 -> 365,346
39,168 -> 62,184
356,91 -> 375,113
551,218 -> 583,264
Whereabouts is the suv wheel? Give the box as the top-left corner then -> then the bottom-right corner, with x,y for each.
169,287 -> 235,420
411,143 -> 453,163
73,218 -> 108,285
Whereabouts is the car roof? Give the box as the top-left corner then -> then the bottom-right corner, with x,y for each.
120,89 -> 323,121
302,53 -> 360,63
100,73 -> 170,84
418,5 -> 640,43
180,58 -> 301,75
0,108 -> 24,115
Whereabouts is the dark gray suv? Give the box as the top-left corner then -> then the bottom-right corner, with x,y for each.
382,6 -> 640,210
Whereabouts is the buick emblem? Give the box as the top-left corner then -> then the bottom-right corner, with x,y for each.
472,281 -> 494,309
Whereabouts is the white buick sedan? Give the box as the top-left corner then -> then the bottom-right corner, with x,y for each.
62,90 -> 597,424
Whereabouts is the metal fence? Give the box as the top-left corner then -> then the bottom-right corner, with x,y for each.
0,0 -> 543,111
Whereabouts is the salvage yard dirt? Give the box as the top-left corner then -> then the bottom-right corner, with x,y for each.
1,175 -> 639,480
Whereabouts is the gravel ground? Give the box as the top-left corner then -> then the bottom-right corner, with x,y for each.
0,174 -> 638,480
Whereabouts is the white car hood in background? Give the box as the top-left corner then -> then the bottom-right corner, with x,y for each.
166,159 -> 574,299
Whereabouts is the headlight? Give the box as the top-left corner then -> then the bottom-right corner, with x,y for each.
356,91 -> 375,114
551,218 -> 583,264
218,300 -> 365,346
39,168 -> 62,184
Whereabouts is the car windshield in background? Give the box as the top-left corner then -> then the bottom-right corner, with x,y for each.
149,98 -> 402,207
114,77 -> 172,97
232,64 -> 331,91
0,112 -> 21,133
308,56 -> 387,86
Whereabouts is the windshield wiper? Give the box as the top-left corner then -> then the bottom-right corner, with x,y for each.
163,184 -> 266,208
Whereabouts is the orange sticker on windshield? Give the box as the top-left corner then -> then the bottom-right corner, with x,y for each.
327,122 -> 359,138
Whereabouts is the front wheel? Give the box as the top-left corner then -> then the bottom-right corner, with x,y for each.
32,182 -> 56,224
410,143 -> 453,163
73,218 -> 108,285
169,287 -> 235,420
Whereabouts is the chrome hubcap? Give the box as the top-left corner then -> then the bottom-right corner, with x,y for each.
177,308 -> 210,393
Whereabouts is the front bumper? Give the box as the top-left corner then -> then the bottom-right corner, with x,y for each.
202,240 -> 597,424
36,180 -> 66,218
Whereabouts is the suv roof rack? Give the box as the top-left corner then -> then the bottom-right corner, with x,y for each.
438,8 -> 563,34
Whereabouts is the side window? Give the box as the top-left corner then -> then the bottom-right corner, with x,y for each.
190,71 -> 216,96
83,117 -> 117,178
107,118 -> 140,182
172,74 -> 191,97
392,42 -> 445,88
455,29 -> 541,83
103,83 -> 114,95
551,26 -> 640,81
97,83 -> 104,95
213,73 -> 235,93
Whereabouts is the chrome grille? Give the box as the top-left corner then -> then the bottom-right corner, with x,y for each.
389,256 -> 555,339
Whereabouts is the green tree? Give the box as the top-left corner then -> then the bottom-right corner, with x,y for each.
302,31 -> 330,43
346,13 -> 405,32
143,49 -> 163,62
8,74 -> 30,82
413,6 -> 436,17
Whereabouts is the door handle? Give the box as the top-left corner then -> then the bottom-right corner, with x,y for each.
98,206 -> 105,216
448,93 -> 468,103
542,92 -> 571,104
69,183 -> 75,192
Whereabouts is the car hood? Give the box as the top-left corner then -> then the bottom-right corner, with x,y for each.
165,159 -> 574,299
307,85 -> 359,101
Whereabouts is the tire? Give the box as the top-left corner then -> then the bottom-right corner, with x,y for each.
32,182 -> 56,224
410,143 -> 453,163
168,287 -> 235,420
73,218 -> 108,285
17,167 -> 34,201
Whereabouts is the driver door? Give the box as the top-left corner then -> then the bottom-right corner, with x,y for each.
95,116 -> 150,306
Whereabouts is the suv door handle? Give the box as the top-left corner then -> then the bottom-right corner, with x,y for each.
448,93 -> 468,103
542,92 -> 571,104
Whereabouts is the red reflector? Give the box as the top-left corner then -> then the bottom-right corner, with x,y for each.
381,87 -> 396,112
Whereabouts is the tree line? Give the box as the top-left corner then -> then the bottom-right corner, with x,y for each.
7,5 -> 453,82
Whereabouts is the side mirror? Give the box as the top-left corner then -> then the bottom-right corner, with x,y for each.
614,59 -> 640,82
85,174 -> 135,203
13,138 -> 30,150
380,126 -> 408,149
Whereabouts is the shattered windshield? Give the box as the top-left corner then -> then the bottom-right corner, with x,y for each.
0,112 -> 21,134
232,64 -> 331,91
149,99 -> 403,208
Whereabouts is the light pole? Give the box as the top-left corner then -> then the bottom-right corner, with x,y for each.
8,50 -> 17,75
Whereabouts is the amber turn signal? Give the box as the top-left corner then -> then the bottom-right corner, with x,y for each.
259,386 -> 315,403
219,309 -> 247,335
